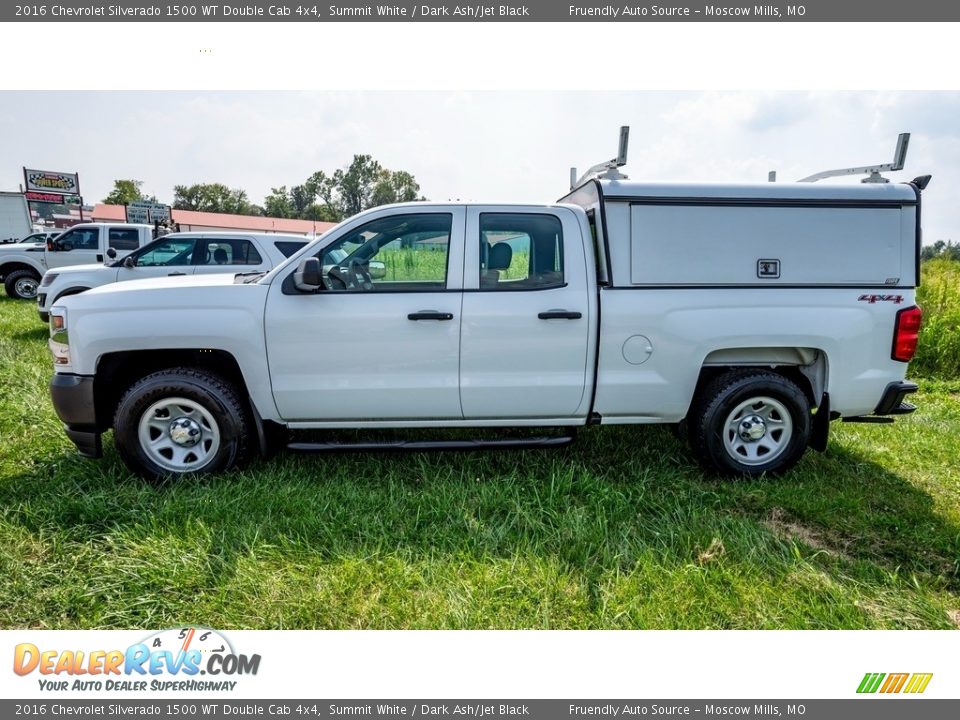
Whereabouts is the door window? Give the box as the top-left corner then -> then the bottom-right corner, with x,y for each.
57,227 -> 99,251
135,238 -> 197,266
478,213 -> 564,290
108,228 -> 140,251
317,213 -> 452,292
199,239 -> 263,266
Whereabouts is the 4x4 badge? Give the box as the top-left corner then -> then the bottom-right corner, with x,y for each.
858,294 -> 904,304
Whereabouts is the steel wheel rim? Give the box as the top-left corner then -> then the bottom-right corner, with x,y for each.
722,395 -> 793,467
138,397 -> 221,473
15,277 -> 38,298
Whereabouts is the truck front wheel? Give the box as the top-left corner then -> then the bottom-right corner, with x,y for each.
114,368 -> 252,481
689,370 -> 811,478
4,269 -> 41,300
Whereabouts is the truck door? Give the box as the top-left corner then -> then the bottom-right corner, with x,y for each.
114,235 -> 200,282
459,208 -> 592,419
264,208 -> 465,422
193,236 -> 270,276
45,226 -> 101,269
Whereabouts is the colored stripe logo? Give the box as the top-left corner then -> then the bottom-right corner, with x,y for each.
857,672 -> 933,694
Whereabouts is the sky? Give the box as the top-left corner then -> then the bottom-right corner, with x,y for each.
0,91 -> 957,242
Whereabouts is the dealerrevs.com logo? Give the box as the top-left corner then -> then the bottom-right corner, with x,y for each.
13,627 -> 261,693
857,672 -> 933,694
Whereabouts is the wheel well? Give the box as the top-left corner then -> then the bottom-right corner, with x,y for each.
692,348 -> 828,413
54,287 -> 91,303
0,262 -> 42,281
94,349 -> 250,430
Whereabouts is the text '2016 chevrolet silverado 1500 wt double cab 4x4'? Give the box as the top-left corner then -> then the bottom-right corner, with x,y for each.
46,138 -> 929,481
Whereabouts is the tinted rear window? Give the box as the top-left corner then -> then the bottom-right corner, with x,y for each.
275,240 -> 307,258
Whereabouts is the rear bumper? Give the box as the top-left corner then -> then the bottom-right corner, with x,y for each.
50,373 -> 102,458
874,381 -> 919,416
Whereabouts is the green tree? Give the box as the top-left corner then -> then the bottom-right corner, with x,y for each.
172,183 -> 257,215
920,240 -> 960,262
263,187 -> 296,218
103,179 -> 153,206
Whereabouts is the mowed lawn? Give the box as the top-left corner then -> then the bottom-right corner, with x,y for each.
0,296 -> 958,630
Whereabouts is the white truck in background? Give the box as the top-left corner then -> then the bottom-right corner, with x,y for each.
0,191 -> 33,244
47,132 -> 929,480
0,222 -> 154,300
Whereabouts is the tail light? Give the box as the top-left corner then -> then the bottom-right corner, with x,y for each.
892,305 -> 922,362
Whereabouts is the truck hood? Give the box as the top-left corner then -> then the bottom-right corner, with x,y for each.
45,262 -> 112,275
81,272 -> 246,296
0,242 -> 44,253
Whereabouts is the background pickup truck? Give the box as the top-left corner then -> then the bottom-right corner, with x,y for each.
37,231 -> 310,322
0,222 -> 153,300
48,178 -> 924,480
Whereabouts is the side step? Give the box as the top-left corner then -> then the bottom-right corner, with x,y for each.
288,432 -> 577,454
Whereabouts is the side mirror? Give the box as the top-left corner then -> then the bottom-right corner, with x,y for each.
122,256 -> 135,269
369,260 -> 387,280
106,248 -> 117,259
294,257 -> 323,292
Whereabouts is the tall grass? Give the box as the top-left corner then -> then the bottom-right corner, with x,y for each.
914,259 -> 960,379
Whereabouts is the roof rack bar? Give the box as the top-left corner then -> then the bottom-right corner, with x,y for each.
799,133 -> 910,184
571,126 -> 630,189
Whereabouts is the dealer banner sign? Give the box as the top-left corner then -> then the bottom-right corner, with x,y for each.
23,167 -> 80,195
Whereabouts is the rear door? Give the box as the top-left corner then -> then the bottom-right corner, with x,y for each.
265,207 -> 465,422
459,207 -> 592,419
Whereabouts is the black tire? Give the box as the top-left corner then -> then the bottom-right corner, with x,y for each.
689,370 -> 811,478
4,269 -> 41,300
114,367 -> 252,481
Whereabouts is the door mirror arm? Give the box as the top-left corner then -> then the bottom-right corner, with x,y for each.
122,256 -> 136,269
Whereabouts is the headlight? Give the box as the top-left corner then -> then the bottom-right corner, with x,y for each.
49,307 -> 70,366
41,273 -> 59,287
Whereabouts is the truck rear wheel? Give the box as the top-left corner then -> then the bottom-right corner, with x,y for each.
689,370 -> 811,478
114,368 -> 252,481
4,269 -> 41,300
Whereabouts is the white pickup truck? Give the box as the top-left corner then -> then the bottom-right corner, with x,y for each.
1,222 -> 154,300
47,170 -> 928,481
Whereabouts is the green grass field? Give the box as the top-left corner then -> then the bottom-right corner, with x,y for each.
1,272 -> 958,630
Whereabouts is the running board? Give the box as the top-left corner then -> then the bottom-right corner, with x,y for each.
288,433 -> 576,454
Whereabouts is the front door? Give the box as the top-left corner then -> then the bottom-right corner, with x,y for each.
45,226 -> 102,269
115,235 -> 200,283
265,208 -> 465,422
459,208 -> 592,419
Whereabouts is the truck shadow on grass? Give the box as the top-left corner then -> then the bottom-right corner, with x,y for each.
1,425 -> 958,628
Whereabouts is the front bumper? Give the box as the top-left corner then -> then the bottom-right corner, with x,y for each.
50,373 -> 102,458
37,294 -> 48,322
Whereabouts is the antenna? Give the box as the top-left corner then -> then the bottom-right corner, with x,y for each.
570,126 -> 630,189
799,132 -> 910,184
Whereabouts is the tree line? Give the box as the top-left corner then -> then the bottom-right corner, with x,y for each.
920,240 -> 960,262
102,155 -> 424,223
